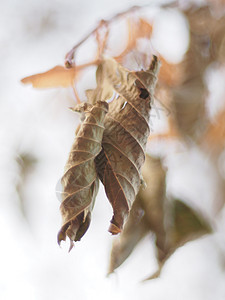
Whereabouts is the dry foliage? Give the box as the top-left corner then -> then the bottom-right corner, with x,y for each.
151,4 -> 225,142
108,154 -> 211,278
108,154 -> 167,274
21,65 -> 78,88
95,57 -> 159,234
57,56 -> 160,248
22,0 -> 225,279
21,6 -> 163,248
57,101 -> 108,250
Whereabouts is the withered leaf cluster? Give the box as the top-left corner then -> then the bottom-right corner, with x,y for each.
151,4 -> 225,144
21,0 -> 224,278
20,10 -> 162,249
57,56 -> 160,248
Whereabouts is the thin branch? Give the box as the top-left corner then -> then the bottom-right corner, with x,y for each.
64,2 -> 178,67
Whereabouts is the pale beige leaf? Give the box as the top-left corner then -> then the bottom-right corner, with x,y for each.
21,65 -> 77,88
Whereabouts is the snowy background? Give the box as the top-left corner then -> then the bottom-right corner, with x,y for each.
1,0 -> 225,299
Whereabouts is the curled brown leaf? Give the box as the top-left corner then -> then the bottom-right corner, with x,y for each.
95,56 -> 160,234
57,100 -> 108,249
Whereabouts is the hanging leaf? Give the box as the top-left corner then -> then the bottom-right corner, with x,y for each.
57,100 -> 108,250
108,154 -> 167,274
108,154 -> 211,278
95,56 -> 160,235
166,5 -> 225,139
169,199 -> 212,247
149,5 -> 225,141
21,65 -> 79,88
108,197 -> 148,275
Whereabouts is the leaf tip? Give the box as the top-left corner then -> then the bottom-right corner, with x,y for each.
57,230 -> 66,246
21,77 -> 33,86
108,223 -> 121,235
68,240 -> 74,252
106,269 -> 114,277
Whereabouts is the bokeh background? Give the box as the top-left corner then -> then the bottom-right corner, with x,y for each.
1,0 -> 225,299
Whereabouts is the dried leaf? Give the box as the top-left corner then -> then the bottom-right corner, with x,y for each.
139,155 -> 168,262
108,154 -> 167,274
172,6 -> 225,137
108,198 -> 148,274
57,101 -> 108,249
171,77 -> 206,138
108,154 -> 211,278
144,197 -> 211,280
95,56 -> 160,234
152,5 -> 225,140
21,65 -> 77,88
169,199 -> 212,247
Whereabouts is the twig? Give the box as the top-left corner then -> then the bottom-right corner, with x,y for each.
64,2 -> 178,67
